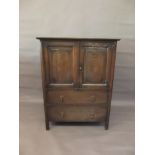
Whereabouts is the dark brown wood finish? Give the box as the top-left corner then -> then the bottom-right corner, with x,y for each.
80,41 -> 114,89
47,89 -> 108,105
47,105 -> 107,122
37,38 -> 119,130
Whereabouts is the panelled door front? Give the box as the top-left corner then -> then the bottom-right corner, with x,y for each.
43,41 -> 115,89
44,41 -> 79,88
79,42 -> 114,89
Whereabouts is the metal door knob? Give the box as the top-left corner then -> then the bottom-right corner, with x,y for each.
79,66 -> 83,71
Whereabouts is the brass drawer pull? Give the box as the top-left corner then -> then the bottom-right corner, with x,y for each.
59,96 -> 64,104
90,96 -> 96,102
60,112 -> 65,118
89,113 -> 95,119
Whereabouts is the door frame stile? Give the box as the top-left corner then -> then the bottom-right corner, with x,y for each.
73,41 -> 80,88
79,42 -> 84,88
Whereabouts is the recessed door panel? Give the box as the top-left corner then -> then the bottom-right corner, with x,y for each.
44,42 -> 79,88
83,48 -> 107,83
80,45 -> 113,88
49,47 -> 72,83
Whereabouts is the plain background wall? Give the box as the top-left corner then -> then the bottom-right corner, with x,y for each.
20,0 -> 135,104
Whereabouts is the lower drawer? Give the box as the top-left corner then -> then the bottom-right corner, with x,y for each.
47,105 -> 107,122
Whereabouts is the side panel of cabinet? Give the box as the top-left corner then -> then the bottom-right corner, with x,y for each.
43,41 -> 79,88
80,42 -> 115,88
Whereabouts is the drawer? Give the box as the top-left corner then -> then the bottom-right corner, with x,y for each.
47,90 -> 107,105
47,105 -> 106,122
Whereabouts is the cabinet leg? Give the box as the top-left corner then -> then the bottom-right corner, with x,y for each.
45,120 -> 50,130
104,122 -> 109,130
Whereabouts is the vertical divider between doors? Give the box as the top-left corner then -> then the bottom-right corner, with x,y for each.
78,41 -> 81,88
79,41 -> 84,88
73,41 -> 80,89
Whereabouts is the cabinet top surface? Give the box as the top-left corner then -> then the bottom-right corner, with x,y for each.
36,37 -> 120,41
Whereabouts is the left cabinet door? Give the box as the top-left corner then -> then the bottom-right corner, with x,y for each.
42,41 -> 79,88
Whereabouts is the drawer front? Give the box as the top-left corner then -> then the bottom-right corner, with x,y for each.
47,105 -> 106,122
47,90 -> 107,105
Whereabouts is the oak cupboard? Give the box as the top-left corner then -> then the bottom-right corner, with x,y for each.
37,38 -> 120,130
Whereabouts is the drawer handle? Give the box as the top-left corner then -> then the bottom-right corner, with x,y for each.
60,112 -> 65,118
59,96 -> 64,104
90,96 -> 96,102
89,113 -> 95,119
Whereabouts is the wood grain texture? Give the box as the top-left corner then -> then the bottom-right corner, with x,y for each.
47,89 -> 107,105
47,105 -> 107,122
20,1 -> 134,151
19,39 -> 135,95
48,47 -> 73,83
38,38 -> 119,130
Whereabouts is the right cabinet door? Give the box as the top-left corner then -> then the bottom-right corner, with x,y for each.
80,42 -> 114,89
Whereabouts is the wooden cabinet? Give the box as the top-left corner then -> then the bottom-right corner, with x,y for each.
37,38 -> 120,130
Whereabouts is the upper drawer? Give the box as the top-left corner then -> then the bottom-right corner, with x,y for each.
47,90 -> 107,105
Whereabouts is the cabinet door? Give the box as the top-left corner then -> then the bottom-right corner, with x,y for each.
43,41 -> 79,88
80,42 -> 115,89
